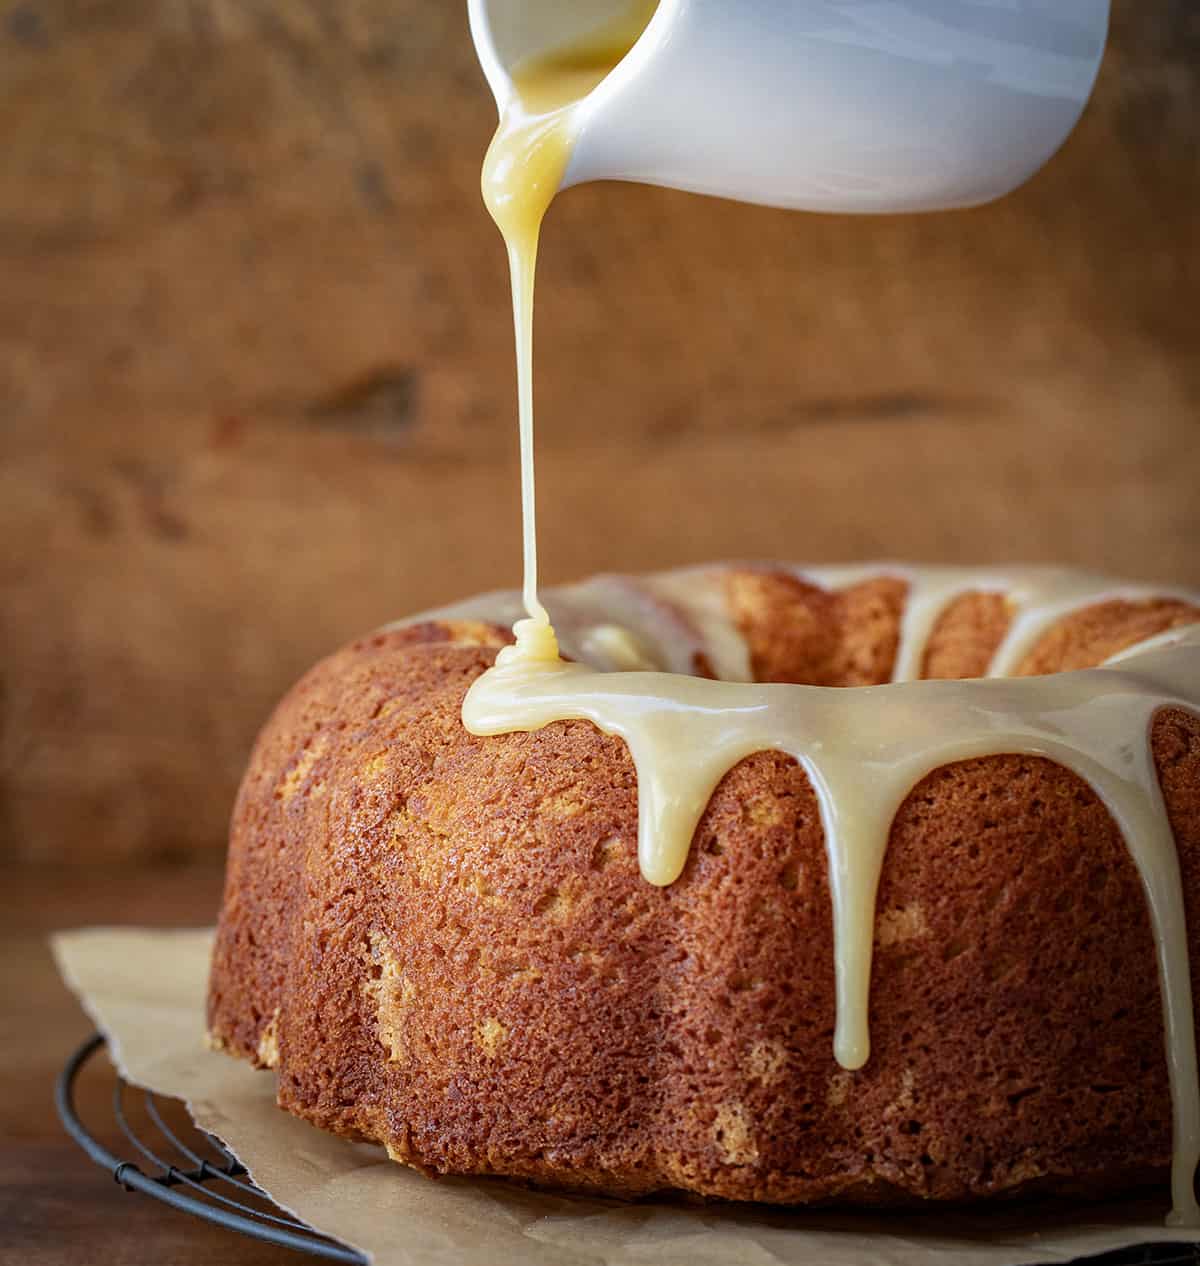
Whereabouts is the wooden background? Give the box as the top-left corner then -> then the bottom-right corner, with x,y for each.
1,1 -> 1197,863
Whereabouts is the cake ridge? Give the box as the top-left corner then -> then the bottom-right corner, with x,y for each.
408,561 -> 1200,688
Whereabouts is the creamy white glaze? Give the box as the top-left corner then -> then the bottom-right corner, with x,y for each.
446,564 -> 1200,1222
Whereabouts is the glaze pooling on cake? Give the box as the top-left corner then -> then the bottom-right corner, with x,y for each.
454,563 -> 1200,1221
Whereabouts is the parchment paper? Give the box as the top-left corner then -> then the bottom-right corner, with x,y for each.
53,927 -> 1200,1266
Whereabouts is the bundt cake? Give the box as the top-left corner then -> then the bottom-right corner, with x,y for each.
208,562 -> 1200,1214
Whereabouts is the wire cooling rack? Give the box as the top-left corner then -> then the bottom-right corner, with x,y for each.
58,1032 -> 1200,1265
56,1033 -> 367,1262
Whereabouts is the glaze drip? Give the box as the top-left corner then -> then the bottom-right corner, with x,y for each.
482,1 -> 658,660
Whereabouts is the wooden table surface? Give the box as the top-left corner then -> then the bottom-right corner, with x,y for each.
0,862 -> 298,1265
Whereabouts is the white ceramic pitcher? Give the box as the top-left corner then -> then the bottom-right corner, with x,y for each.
468,0 -> 1111,214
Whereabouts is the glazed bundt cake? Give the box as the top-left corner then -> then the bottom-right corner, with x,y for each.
208,563 -> 1200,1210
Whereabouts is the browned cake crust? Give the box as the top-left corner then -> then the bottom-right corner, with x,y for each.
208,570 -> 1200,1205
725,571 -> 908,686
920,591 -> 1011,680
